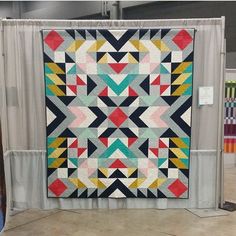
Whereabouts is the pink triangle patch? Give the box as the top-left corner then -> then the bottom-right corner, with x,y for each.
88,168 -> 97,176
78,63 -> 86,73
140,168 -> 148,177
86,54 -> 95,63
80,159 -> 88,168
148,160 -> 157,168
150,63 -> 158,73
141,54 -> 150,63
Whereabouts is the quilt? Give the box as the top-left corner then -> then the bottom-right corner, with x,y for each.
224,81 -> 236,153
43,28 -> 194,198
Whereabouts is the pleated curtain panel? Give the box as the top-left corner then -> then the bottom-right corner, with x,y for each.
0,123 -> 6,232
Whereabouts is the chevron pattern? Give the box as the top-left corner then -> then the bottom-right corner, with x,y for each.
43,28 -> 194,198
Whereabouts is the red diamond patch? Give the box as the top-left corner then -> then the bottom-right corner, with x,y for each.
44,30 -> 64,51
168,179 -> 187,197
48,179 -> 67,197
108,107 -> 128,127
172,30 -> 192,50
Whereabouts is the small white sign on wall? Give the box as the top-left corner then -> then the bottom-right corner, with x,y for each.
198,86 -> 214,106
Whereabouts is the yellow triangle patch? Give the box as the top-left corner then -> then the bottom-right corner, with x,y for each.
48,85 -> 66,96
99,168 -> 108,177
96,40 -> 106,51
128,168 -> 137,177
170,158 -> 187,169
172,62 -> 191,74
152,40 -> 170,51
149,179 -> 158,188
170,148 -> 188,159
171,84 -> 190,96
46,63 -> 65,74
129,40 -> 139,51
49,148 -> 66,158
49,138 -> 66,148
172,73 -> 191,85
170,138 -> 188,148
98,53 -> 107,64
49,158 -> 66,168
128,53 -> 138,63
47,74 -> 65,85
67,40 -> 85,52
69,178 -> 86,188
157,178 -> 166,187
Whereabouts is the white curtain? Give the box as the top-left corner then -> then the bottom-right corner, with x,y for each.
4,150 -> 217,209
0,18 -> 225,209
2,21 -> 45,150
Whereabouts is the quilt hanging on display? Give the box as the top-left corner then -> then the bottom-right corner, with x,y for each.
224,81 -> 236,153
43,28 -> 194,198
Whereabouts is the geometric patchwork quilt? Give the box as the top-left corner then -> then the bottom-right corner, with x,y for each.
43,28 -> 194,198
224,81 -> 236,153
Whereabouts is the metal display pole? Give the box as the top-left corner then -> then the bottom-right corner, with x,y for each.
110,1 -> 121,20
215,16 -> 225,209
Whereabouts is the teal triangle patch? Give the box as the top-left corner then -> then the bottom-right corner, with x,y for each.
69,158 -> 78,167
183,63 -> 192,73
45,75 -> 54,85
46,87 -> 55,96
68,64 -> 76,74
48,158 -> 55,166
181,148 -> 190,157
183,85 -> 192,95
140,96 -> 158,106
158,158 -> 167,167
181,159 -> 189,167
79,95 -> 96,106
160,64 -> 170,74
45,64 -> 53,74
47,148 -> 55,157
183,74 -> 192,84
141,129 -> 157,138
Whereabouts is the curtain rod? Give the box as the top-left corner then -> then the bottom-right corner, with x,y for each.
1,18 -> 223,23
226,69 -> 236,73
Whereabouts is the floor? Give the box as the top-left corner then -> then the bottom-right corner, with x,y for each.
2,167 -> 236,236
224,167 -> 236,202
